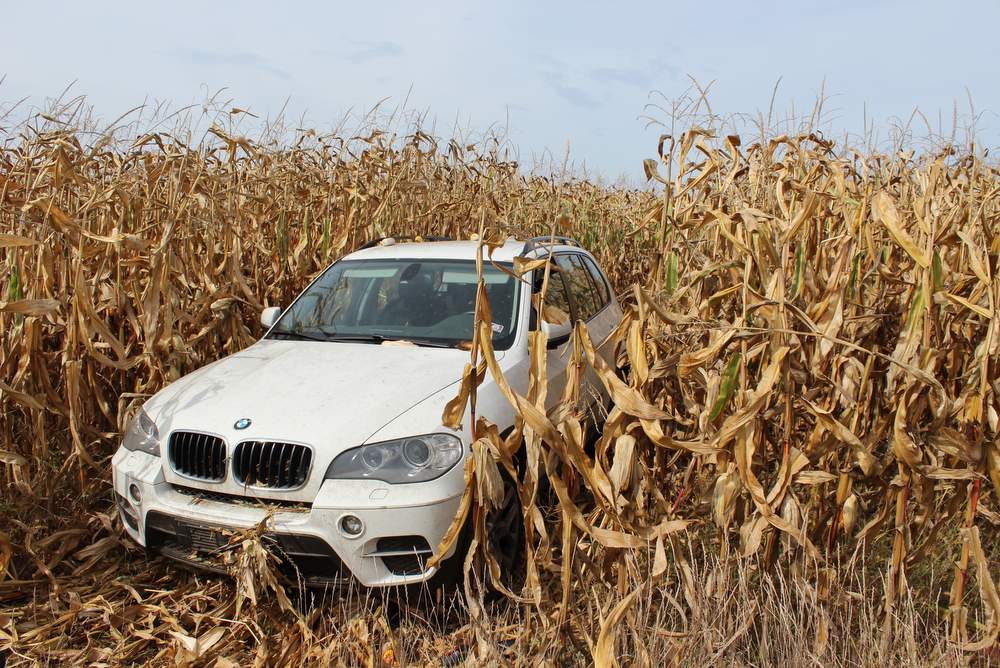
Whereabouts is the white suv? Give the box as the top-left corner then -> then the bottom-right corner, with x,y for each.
112,236 -> 622,588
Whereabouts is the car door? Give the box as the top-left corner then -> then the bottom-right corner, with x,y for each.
532,257 -> 574,411
556,253 -> 619,414
578,254 -> 621,365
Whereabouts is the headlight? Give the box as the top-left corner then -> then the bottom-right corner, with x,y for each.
325,433 -> 464,484
122,408 -> 160,455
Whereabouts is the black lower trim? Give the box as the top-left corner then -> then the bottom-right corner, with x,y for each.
145,510 -> 348,587
116,492 -> 139,532
376,535 -> 432,575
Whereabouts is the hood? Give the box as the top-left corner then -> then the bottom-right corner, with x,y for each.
146,339 -> 483,500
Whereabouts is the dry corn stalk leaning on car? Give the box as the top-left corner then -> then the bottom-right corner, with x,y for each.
0,110 -> 999,664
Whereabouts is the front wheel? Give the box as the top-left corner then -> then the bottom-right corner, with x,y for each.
425,470 -> 525,597
485,471 -> 525,592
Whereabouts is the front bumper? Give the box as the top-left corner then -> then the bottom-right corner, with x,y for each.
112,447 -> 464,588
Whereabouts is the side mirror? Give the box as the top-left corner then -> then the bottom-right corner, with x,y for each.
260,306 -> 281,329
541,319 -> 572,349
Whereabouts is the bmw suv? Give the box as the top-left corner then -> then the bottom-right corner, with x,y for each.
112,236 -> 622,588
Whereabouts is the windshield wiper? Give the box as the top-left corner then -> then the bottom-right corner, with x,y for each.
273,330 -> 456,348
403,338 -> 456,349
326,333 -> 456,348
325,334 -> 387,344
268,329 -> 329,342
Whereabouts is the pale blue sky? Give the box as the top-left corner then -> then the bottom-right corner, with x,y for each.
2,0 -> 998,180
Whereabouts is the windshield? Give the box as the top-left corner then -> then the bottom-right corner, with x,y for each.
268,259 -> 521,349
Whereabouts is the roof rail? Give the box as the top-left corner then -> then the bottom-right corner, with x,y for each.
521,235 -> 581,255
358,235 -> 454,250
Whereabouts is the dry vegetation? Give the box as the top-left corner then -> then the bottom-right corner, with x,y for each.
0,95 -> 998,666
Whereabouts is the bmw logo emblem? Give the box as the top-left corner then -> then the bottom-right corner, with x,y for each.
234,418 -> 252,430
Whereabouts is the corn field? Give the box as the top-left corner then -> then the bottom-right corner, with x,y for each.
0,100 -> 998,666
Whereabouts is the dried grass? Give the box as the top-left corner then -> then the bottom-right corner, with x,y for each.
1,96 -> 998,666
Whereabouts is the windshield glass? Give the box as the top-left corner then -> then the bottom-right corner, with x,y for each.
269,259 -> 521,349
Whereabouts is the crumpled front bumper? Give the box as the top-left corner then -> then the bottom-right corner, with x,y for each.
111,447 -> 464,588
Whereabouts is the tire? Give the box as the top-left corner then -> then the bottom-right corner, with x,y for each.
423,469 -> 525,598
484,470 -> 526,594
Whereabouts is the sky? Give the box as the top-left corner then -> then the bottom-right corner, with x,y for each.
2,0 -> 999,181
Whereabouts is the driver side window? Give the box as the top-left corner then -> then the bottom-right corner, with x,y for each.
532,259 -> 572,326
558,254 -> 602,321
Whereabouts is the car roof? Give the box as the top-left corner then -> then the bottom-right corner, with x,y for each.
341,238 -> 590,263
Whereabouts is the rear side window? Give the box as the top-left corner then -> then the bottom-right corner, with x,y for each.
557,254 -> 602,321
581,255 -> 611,307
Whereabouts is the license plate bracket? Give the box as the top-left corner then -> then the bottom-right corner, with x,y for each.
177,522 -> 227,553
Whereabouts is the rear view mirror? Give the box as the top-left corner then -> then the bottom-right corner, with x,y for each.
541,319 -> 572,349
260,306 -> 281,329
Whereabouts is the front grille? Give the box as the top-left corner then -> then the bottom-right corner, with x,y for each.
168,431 -> 226,481
233,441 -> 312,489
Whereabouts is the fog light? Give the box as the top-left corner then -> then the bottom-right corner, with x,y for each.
340,515 -> 364,537
128,483 -> 142,504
